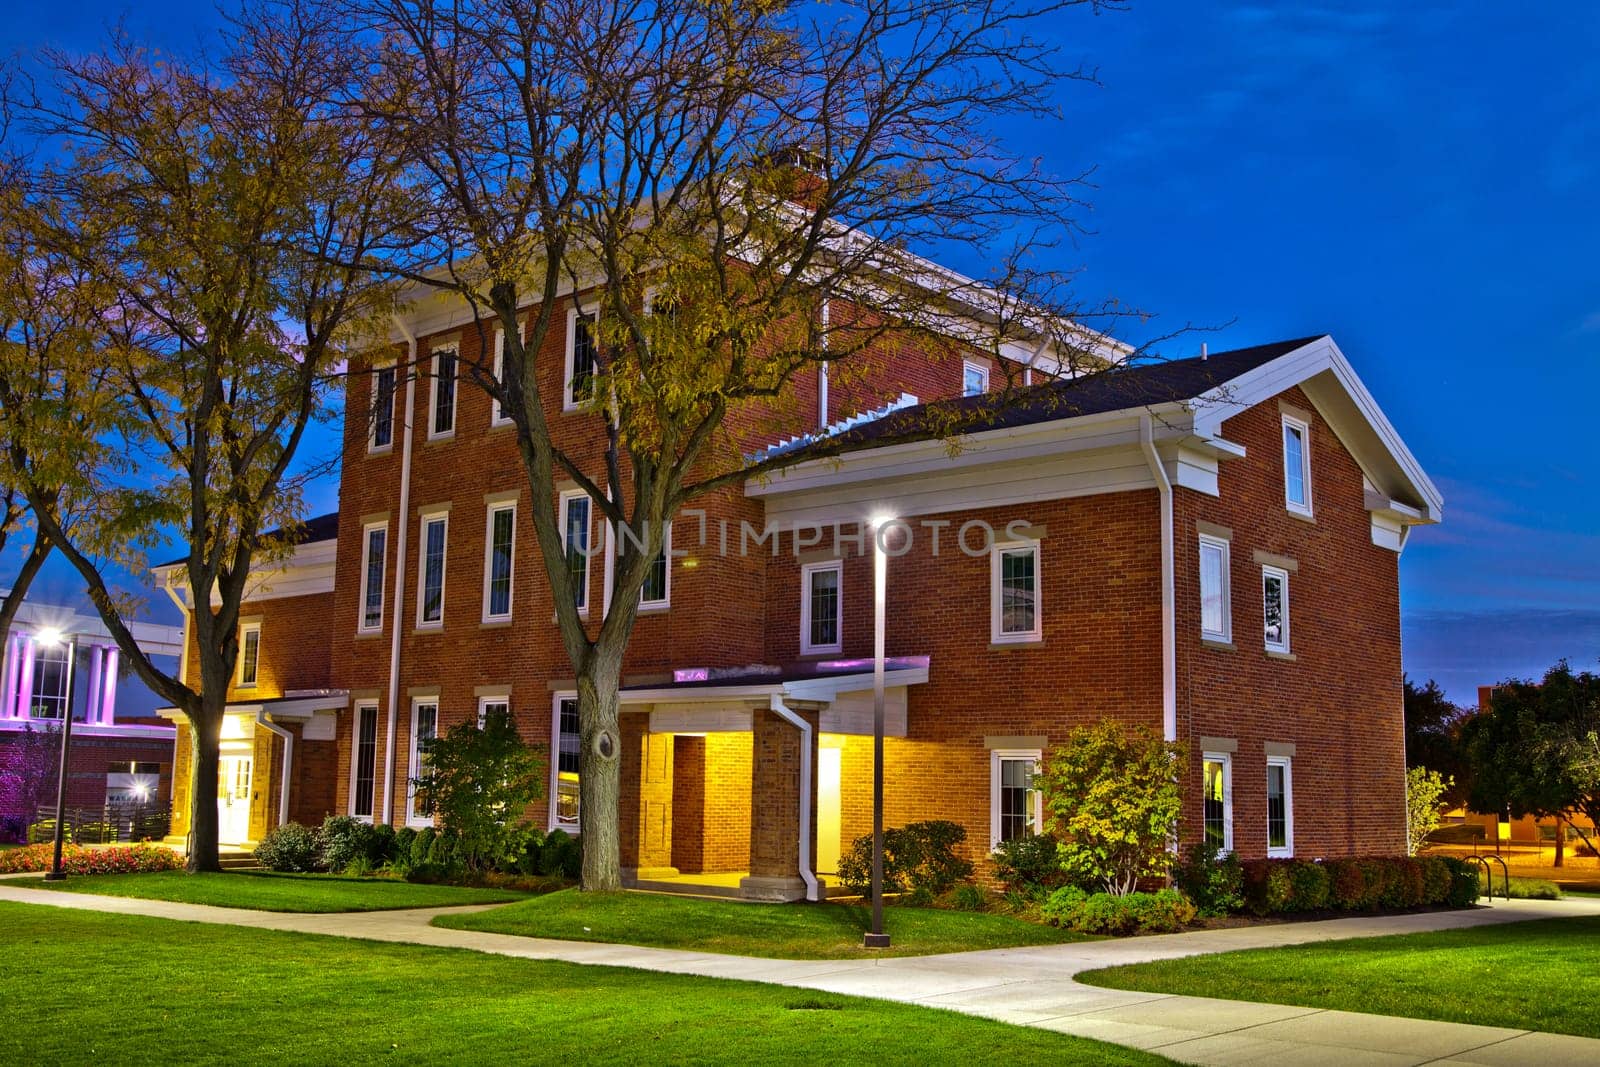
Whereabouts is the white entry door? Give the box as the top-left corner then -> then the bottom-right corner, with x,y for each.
816,746 -> 842,874
218,754 -> 254,844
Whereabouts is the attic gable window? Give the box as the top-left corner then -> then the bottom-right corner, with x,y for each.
1282,414 -> 1312,517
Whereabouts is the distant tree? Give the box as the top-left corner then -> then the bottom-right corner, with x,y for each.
1403,676 -> 1470,805
1037,721 -> 1185,896
413,709 -> 545,875
1405,765 -> 1452,856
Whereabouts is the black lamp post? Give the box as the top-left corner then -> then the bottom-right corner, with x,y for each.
41,628 -> 78,882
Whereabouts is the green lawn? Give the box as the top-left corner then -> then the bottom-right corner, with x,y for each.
1080,915 -> 1600,1038
434,887 -> 1094,958
0,902 -> 1165,1064
18,869 -> 529,912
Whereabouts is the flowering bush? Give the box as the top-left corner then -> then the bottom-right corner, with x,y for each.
0,841 -> 183,875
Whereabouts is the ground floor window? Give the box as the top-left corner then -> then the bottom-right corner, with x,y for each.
30,641 -> 71,719
1202,751 -> 1232,853
352,704 -> 378,819
990,749 -> 1042,849
551,695 -> 580,833
408,701 -> 438,825
477,696 -> 509,729
1267,755 -> 1293,857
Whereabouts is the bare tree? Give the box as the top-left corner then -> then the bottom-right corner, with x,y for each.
362,0 -> 1134,890
11,1 -> 407,871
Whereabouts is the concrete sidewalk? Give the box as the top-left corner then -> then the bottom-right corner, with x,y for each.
4,883 -> 1598,1066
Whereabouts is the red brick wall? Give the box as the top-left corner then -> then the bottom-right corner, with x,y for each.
182,591 -> 334,699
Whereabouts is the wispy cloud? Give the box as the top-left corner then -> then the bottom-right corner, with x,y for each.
1403,606 -> 1600,704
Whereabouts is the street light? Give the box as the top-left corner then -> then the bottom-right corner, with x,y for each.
863,513 -> 895,949
38,627 -> 78,882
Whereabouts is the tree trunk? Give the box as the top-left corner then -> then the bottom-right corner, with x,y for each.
1554,818 -> 1566,868
0,536 -> 52,690
186,707 -> 224,873
577,650 -> 624,892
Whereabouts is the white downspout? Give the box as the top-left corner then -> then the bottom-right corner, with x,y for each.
383,315 -> 420,826
770,694 -> 820,902
1139,415 -> 1178,743
255,711 -> 294,829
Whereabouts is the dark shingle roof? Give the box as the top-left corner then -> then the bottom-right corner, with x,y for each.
155,511 -> 340,569
816,335 -> 1326,457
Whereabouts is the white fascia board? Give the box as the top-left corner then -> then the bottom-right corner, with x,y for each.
785,666 -> 930,703
1190,336 -> 1442,523
621,683 -> 784,706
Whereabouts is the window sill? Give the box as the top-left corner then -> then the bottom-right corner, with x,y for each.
798,648 -> 844,659
1201,637 -> 1235,651
424,432 -> 456,445
1285,507 -> 1316,524
414,623 -> 445,634
354,629 -> 385,640
489,420 -> 515,432
367,445 -> 393,457
480,618 -> 513,630
638,603 -> 670,616
1267,849 -> 1294,859
1265,649 -> 1298,662
989,638 -> 1043,651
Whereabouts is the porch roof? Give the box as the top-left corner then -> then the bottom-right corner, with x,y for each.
620,656 -> 930,705
155,689 -> 349,723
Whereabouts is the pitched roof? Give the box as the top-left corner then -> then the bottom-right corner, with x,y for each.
154,511 -> 340,570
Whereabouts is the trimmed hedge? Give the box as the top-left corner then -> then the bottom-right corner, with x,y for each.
1237,855 -> 1478,915
1042,887 -> 1197,934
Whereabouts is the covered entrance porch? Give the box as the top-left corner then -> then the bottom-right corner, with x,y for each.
614,658 -> 927,902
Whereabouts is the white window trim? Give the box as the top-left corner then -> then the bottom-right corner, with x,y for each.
429,345 -> 458,440
368,361 -> 396,454
358,520 -> 388,635
491,328 -> 514,427
416,510 -> 449,630
236,622 -> 261,688
563,305 -> 598,411
1203,751 -> 1234,855
477,694 -> 510,729
640,521 -> 672,611
481,501 -> 516,623
1282,414 -> 1313,517
990,539 -> 1042,644
1262,564 -> 1291,653
989,748 -> 1043,850
559,490 -> 591,616
962,359 -> 989,397
799,559 -> 844,655
549,691 -> 580,834
349,701 -> 380,823
1267,755 -> 1294,858
1198,533 -> 1232,643
407,698 -> 439,827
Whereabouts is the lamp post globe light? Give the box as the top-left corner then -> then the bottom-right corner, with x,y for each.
38,627 -> 79,882
863,513 -> 895,949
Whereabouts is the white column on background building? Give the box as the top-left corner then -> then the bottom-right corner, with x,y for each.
1,632 -> 19,719
100,646 -> 120,724
14,635 -> 36,719
85,645 -> 105,726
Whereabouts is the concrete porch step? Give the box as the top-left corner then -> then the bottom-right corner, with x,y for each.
218,853 -> 262,871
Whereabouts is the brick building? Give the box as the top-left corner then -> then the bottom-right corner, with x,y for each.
153,299 -> 1440,898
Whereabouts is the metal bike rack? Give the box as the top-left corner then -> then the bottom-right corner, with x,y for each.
1472,855 -> 1510,900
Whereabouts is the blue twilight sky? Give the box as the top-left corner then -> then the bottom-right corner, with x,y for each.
2,2 -> 1597,707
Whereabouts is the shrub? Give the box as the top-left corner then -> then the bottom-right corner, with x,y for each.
1504,877 -> 1561,900
990,832 -> 1062,897
948,883 -> 988,912
1173,842 -> 1244,916
1286,860 -> 1330,911
367,823 -> 398,867
1323,858 -> 1367,910
0,841 -> 182,875
27,819 -> 68,845
1420,855 -> 1452,904
536,829 -> 580,879
410,826 -> 437,868
1043,886 -> 1196,934
1240,860 -> 1294,916
254,822 -> 317,872
837,821 -> 974,897
1440,855 -> 1480,906
412,712 -> 544,874
316,815 -> 374,874
393,827 -> 419,869
1405,766 -> 1453,855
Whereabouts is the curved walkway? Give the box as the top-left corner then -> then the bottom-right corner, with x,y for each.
4,882 -> 1599,1066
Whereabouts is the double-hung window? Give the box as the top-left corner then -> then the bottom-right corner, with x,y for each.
991,540 -> 1041,643
491,329 -> 514,427
564,308 -> 598,409
417,511 -> 449,628
560,491 -> 591,614
1198,534 -> 1232,642
408,700 -> 438,825
351,703 -> 379,820
29,643 -> 70,719
962,360 -> 989,397
800,560 -> 843,655
483,502 -> 516,622
430,346 -> 457,438
358,522 -> 387,634
370,364 -> 396,451
1262,565 -> 1290,653
990,749 -> 1042,849
1202,752 -> 1233,853
1282,414 -> 1312,517
551,694 -> 581,832
477,696 -> 509,730
1267,756 -> 1293,857
237,623 -> 260,688
640,522 -> 670,609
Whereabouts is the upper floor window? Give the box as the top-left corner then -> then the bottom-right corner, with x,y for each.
640,523 -> 670,609
430,347 -> 457,439
800,560 -> 843,655
962,360 -> 989,397
359,523 -> 387,634
1282,414 -> 1312,516
1267,756 -> 1293,857
564,308 -> 598,410
1198,534 -> 1231,642
1262,565 -> 1290,654
29,642 -> 71,719
991,540 -> 1041,643
559,491 -> 591,614
491,329 -> 513,427
370,364 -> 396,451
417,511 -> 449,628
990,749 -> 1041,849
1203,752 -> 1233,853
237,623 -> 260,688
483,502 -> 516,622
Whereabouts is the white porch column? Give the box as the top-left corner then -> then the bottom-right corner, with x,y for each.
85,645 -> 105,726
14,635 -> 35,719
100,646 -> 120,723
